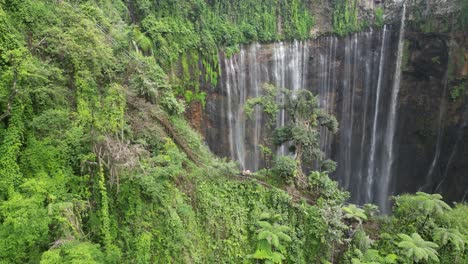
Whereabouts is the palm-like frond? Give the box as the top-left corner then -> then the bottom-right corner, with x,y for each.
251,211 -> 292,263
258,220 -> 273,229
433,227 -> 465,252
351,249 -> 397,264
342,204 -> 368,223
415,192 -> 451,217
397,233 -> 439,263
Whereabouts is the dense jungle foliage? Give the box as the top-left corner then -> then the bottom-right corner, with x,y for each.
0,0 -> 467,263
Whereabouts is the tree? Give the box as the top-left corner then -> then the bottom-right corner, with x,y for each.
414,192 -> 452,218
397,233 -> 439,263
245,84 -> 338,186
393,192 -> 452,233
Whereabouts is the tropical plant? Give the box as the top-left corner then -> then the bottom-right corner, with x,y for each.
351,227 -> 373,252
308,170 -> 348,204
251,212 -> 292,264
397,233 -> 439,263
343,204 -> 367,224
393,192 -> 452,232
415,192 -> 452,217
363,204 -> 379,218
351,249 -> 397,264
272,156 -> 297,184
375,7 -> 384,27
433,227 -> 465,252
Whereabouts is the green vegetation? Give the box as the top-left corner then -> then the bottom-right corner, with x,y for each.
458,0 -> 468,30
332,0 -> 364,36
342,194 -> 468,264
0,0 -> 467,263
342,204 -> 367,224
250,212 -> 292,263
375,7 -> 384,28
397,233 -> 439,263
451,83 -> 466,101
245,84 -> 338,186
127,0 -> 315,107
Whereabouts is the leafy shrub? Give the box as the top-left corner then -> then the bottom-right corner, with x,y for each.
375,7 -> 384,27
450,83 -> 466,101
272,156 -> 297,184
308,171 -> 348,204
333,0 -> 363,36
40,241 -> 105,264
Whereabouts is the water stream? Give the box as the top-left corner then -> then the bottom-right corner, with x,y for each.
379,4 -> 407,212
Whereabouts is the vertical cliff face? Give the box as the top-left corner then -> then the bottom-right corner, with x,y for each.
396,27 -> 468,203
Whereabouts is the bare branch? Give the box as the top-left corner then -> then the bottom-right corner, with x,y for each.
35,36 -> 47,47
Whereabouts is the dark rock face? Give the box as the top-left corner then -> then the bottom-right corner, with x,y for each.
196,25 -> 468,209
396,27 -> 468,203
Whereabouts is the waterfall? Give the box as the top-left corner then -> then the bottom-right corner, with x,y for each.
234,49 -> 247,169
338,34 -> 357,190
211,20 -> 461,209
273,42 -> 286,155
291,40 -> 301,95
300,41 -> 310,91
207,13 -> 466,209
221,41 -> 309,170
356,30 -> 374,204
223,48 -> 248,169
379,4 -> 407,212
250,43 -> 262,171
272,41 -> 309,156
366,25 -> 388,203
217,31 -> 399,207
317,37 -> 337,158
224,56 -> 236,162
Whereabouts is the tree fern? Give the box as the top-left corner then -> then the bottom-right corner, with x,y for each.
433,227 -> 465,252
342,204 -> 367,224
251,212 -> 292,263
351,249 -> 397,264
397,233 -> 439,263
415,192 -> 451,217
